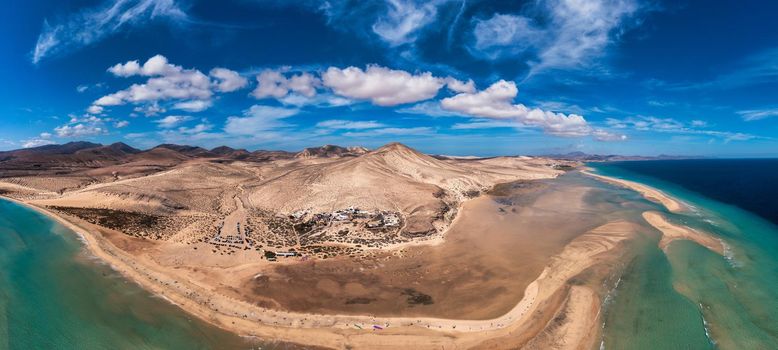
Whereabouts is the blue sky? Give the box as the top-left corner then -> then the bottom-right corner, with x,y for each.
1,0 -> 777,156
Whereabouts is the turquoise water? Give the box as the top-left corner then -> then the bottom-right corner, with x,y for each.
592,163 -> 778,350
0,199 -> 275,350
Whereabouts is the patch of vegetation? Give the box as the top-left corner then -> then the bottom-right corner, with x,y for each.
345,297 -> 376,305
402,288 -> 433,306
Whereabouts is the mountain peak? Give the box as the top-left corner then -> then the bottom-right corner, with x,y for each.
295,144 -> 368,158
107,142 -> 141,154
375,142 -> 415,153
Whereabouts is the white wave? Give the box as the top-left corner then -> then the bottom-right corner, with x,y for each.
722,240 -> 742,268
699,303 -> 717,346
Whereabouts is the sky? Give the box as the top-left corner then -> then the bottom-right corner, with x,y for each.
1,0 -> 777,157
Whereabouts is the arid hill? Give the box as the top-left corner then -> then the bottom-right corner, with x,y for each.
0,141 -> 576,254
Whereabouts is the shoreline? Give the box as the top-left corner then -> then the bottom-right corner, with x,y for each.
582,170 -> 685,212
1,192 -> 627,349
582,170 -> 726,255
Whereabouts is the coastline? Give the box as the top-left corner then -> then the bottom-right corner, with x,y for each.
582,170 -> 685,212
0,192 -> 627,350
582,170 -> 726,254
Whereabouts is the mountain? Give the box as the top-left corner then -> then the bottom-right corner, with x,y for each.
74,142 -> 141,159
0,142 -> 127,175
247,142 -> 560,236
0,141 -> 101,159
246,150 -> 296,162
295,145 -> 369,159
545,151 -> 706,162
153,144 -> 215,157
1,140 -> 566,242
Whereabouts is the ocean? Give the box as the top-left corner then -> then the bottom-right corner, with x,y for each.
592,159 -> 778,349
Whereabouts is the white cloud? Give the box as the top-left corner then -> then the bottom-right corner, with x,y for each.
372,0 -> 446,46
173,100 -> 211,112
54,123 -> 107,137
176,121 -> 212,134
316,120 -> 386,129
451,119 -> 528,130
471,14 -> 542,59
114,120 -> 130,128
310,0 -> 452,47
23,138 -> 56,148
278,93 -> 353,107
108,60 -> 142,77
397,101 -> 466,117
343,126 -> 433,137
322,65 -> 445,106
591,129 -> 627,141
224,105 -> 299,135
133,103 -> 166,116
737,108 -> 778,121
606,116 -> 684,131
210,68 -> 248,92
251,69 -> 320,99
87,105 -> 104,114
96,55 -> 214,112
32,0 -> 187,64
606,116 -> 757,142
94,95 -> 123,106
445,77 -> 476,93
441,80 -> 621,139
470,0 -> 640,75
154,115 -> 192,128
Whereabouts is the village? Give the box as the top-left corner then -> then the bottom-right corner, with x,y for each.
207,205 -> 405,261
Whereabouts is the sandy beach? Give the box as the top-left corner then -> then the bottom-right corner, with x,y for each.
1,175 -> 637,350
642,211 -> 724,255
583,170 -> 685,212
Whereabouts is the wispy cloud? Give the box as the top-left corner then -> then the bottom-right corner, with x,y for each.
738,108 -> 778,121
343,126 -> 434,137
154,115 -> 192,128
315,120 -> 386,130
224,105 -> 298,136
372,0 -> 450,46
32,0 -> 188,64
469,0 -> 642,76
606,115 -> 760,142
305,0 -> 455,47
